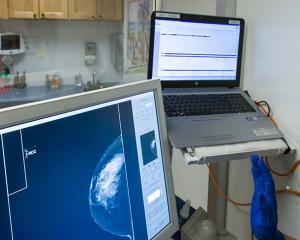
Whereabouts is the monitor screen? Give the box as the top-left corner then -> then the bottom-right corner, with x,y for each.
0,81 -> 178,239
150,16 -> 242,82
1,34 -> 21,50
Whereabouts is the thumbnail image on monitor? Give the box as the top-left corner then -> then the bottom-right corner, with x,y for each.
0,80 -> 178,240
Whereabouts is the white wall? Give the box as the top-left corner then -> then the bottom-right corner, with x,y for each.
226,1 -> 300,239
0,20 -> 123,86
163,0 -> 216,15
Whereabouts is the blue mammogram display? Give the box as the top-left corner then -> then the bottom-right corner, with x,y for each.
89,136 -> 133,239
141,130 -> 158,165
0,97 -> 167,240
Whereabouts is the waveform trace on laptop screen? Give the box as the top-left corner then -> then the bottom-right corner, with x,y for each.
152,19 -> 241,81
0,89 -> 174,239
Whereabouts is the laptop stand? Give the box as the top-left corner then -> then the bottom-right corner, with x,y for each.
180,138 -> 294,165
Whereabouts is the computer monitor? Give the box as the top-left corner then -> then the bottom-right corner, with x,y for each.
0,79 -> 178,240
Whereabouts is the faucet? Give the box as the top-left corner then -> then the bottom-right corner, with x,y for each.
92,71 -> 96,85
84,70 -> 104,92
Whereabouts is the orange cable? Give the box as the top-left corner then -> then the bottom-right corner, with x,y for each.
207,164 -> 300,207
265,158 -> 300,177
256,102 -> 277,126
277,187 -> 300,197
256,102 -> 300,176
207,164 -> 251,206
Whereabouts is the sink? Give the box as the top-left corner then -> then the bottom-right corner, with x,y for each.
83,81 -> 119,92
100,82 -> 119,88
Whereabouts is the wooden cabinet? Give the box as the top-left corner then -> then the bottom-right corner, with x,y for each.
0,0 -> 8,19
69,0 -> 123,21
39,0 -> 68,19
7,0 -> 67,19
5,0 -> 122,21
8,0 -> 39,19
97,0 -> 123,21
69,0 -> 96,20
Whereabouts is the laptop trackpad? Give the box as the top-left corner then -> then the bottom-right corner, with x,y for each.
167,119 -> 234,148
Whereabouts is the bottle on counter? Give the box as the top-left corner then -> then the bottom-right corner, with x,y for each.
0,73 -> 11,88
75,73 -> 83,86
20,71 -> 27,88
46,74 -> 51,88
13,71 -> 20,88
13,71 -> 27,89
0,68 -> 12,88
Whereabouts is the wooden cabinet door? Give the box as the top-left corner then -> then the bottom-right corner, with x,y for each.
8,0 -> 39,19
39,0 -> 68,19
97,0 -> 123,21
0,0 -> 8,19
69,0 -> 96,20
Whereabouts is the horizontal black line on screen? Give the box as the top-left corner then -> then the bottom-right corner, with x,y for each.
162,33 -> 210,38
160,69 -> 235,72
161,55 -> 236,59
161,53 -> 237,57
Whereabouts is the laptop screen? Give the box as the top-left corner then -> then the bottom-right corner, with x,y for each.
148,12 -> 245,87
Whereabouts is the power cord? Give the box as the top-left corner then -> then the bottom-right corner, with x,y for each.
265,157 -> 300,177
207,163 -> 251,206
255,100 -> 277,126
277,186 -> 300,197
206,100 -> 300,203
255,100 -> 271,116
256,100 -> 300,177
206,163 -> 300,208
206,161 -> 300,240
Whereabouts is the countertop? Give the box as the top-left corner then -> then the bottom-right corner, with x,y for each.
0,83 -> 118,109
0,85 -> 83,108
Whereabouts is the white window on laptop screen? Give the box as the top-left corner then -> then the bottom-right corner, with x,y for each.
152,19 -> 240,81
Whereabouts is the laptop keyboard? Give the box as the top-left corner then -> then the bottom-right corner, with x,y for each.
163,93 -> 256,117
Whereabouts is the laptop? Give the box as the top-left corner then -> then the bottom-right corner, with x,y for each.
148,11 -> 283,148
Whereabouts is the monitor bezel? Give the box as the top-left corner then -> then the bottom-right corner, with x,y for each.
147,11 -> 245,88
0,79 -> 179,240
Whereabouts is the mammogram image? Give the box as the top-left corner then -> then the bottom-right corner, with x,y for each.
89,136 -> 134,239
140,130 -> 158,165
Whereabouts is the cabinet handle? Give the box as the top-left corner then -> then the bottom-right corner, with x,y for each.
33,13 -> 37,18
42,13 -> 45,18
98,14 -> 102,18
92,16 -> 96,19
